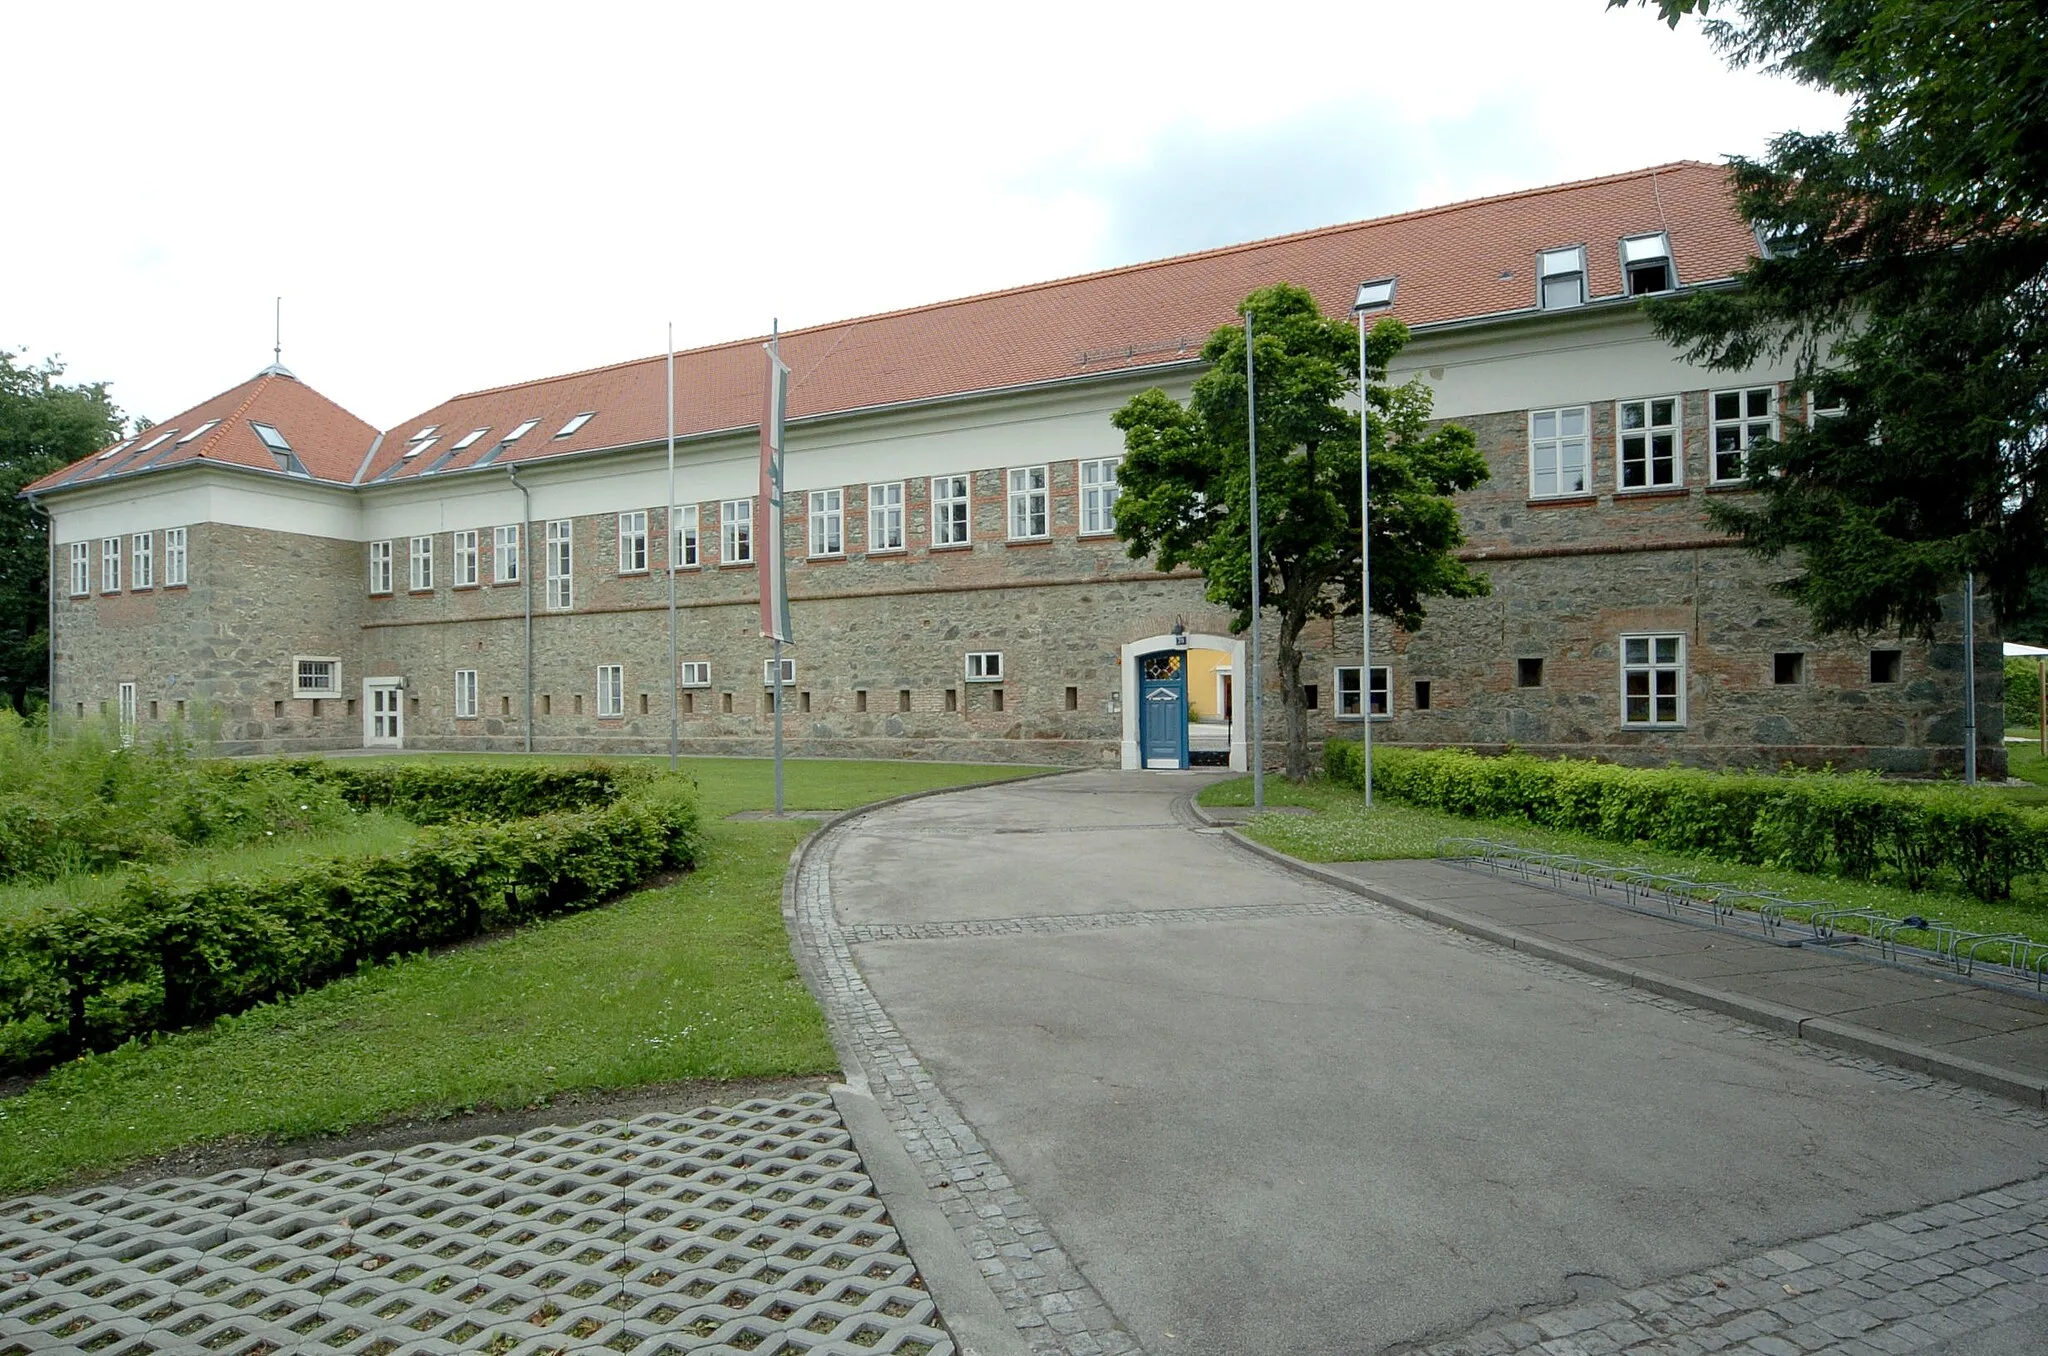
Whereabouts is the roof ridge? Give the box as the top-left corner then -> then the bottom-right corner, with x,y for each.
184,374 -> 274,462
424,159 -> 1722,419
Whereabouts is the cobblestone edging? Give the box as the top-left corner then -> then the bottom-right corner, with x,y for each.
791,814 -> 1141,1356
844,898 -> 1376,944
0,1094 -> 952,1356
1401,1175 -> 2048,1356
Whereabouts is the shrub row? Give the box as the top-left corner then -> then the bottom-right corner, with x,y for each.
266,759 -> 649,824
0,780 -> 701,1072
1325,742 -> 2048,903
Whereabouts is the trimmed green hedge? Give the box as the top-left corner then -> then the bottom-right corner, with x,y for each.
1325,742 -> 2048,904
0,779 -> 700,1071
266,759 -> 648,824
2010,657 -> 2042,728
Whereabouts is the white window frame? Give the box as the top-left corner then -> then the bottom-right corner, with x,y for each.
368,540 -> 394,594
720,499 -> 753,564
808,488 -> 844,557
130,533 -> 154,589
164,527 -> 187,587
1080,458 -> 1121,535
408,535 -> 434,591
1620,232 -> 1675,295
679,660 -> 711,688
117,682 -> 137,745
1529,407 -> 1590,499
1711,386 -> 1777,484
1621,633 -> 1687,728
545,519 -> 573,610
493,524 -> 521,583
671,504 -> 699,568
597,664 -> 624,718
868,481 -> 904,552
1335,665 -> 1391,720
68,542 -> 90,597
452,529 -> 479,587
293,656 -> 341,698
1538,245 -> 1587,310
1008,465 -> 1049,539
100,537 -> 120,593
1616,396 -> 1682,490
763,657 -> 796,686
617,511 -> 649,574
932,474 -> 971,547
965,651 -> 1004,682
454,668 -> 479,719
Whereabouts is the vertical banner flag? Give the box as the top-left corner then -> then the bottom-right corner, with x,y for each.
758,335 -> 792,642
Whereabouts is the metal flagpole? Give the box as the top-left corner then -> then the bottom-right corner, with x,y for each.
1245,311 -> 1263,811
1357,312 -> 1374,810
1964,570 -> 1979,785
770,321 -> 786,817
666,323 -> 679,773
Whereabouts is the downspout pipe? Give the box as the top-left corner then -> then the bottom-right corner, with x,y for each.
23,491 -> 53,744
506,465 -> 534,754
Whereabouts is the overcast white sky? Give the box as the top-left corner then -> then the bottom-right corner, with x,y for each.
4,1 -> 1844,431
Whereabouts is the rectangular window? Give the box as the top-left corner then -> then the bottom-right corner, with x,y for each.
721,499 -> 753,564
1617,397 -> 1680,490
452,530 -> 479,587
368,540 -> 394,594
131,533 -> 154,589
1621,232 -> 1674,295
455,668 -> 479,718
1008,465 -> 1049,539
868,482 -> 904,552
1621,633 -> 1686,727
679,660 -> 711,688
1413,680 -> 1432,711
965,651 -> 1004,682
1870,649 -> 1902,684
293,657 -> 341,697
597,664 -> 624,718
409,535 -> 434,591
809,488 -> 843,556
671,504 -> 699,568
1516,657 -> 1544,688
1080,458 -> 1121,535
618,511 -> 649,573
546,519 -> 573,609
493,525 -> 521,583
1335,665 -> 1391,718
1538,245 -> 1587,309
1712,387 -> 1776,483
164,527 -> 187,586
68,542 -> 89,596
1529,407 -> 1590,498
763,657 -> 797,686
933,474 -> 971,546
118,682 -> 137,745
1774,652 -> 1804,685
101,537 -> 120,593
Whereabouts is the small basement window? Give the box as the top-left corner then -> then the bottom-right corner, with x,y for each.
1414,680 -> 1432,710
1774,652 -> 1804,685
1516,658 -> 1544,688
1304,684 -> 1319,710
1870,650 -> 1902,684
898,688 -> 912,712
1621,232 -> 1674,295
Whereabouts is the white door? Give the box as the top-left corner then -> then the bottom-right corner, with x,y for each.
364,680 -> 404,747
117,682 -> 137,745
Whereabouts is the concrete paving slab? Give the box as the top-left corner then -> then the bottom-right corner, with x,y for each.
1613,942 -> 1849,980
1842,990 -> 2048,1038
1721,967 -> 1974,1016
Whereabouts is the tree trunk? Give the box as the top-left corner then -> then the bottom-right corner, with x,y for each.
1275,608 -> 1312,782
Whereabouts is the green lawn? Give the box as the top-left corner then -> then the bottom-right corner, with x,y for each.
0,756 -> 1047,1195
2009,738 -> 2048,790
1198,774 -> 2048,947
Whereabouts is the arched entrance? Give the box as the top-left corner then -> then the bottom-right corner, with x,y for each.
1119,632 -> 1247,771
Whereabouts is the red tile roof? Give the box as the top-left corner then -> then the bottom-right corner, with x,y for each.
26,368 -> 381,494
32,161 -> 1748,497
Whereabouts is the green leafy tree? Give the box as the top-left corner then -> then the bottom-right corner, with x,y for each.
0,352 -> 127,715
1613,0 -> 2048,640
1111,283 -> 1489,781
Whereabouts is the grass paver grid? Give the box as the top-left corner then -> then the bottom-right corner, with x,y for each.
0,1093 -> 953,1355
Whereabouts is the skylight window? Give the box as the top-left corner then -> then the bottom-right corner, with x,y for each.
504,418 -> 540,443
250,422 -> 292,452
96,440 -> 135,461
135,429 -> 179,455
451,427 -> 490,451
1538,246 -> 1587,310
402,437 -> 439,460
175,420 -> 222,446
553,412 -> 596,439
1352,277 -> 1397,313
409,425 -> 440,442
1620,232 -> 1674,295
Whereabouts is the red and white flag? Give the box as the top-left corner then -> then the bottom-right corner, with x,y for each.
757,339 -> 792,643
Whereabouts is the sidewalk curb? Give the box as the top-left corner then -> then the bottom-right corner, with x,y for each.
1191,798 -> 2048,1111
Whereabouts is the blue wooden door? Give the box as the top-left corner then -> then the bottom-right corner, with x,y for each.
1139,650 -> 1188,769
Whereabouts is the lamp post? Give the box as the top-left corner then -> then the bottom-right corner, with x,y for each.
1352,278 -> 1396,808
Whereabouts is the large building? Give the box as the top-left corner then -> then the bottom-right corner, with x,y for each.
22,162 -> 2006,776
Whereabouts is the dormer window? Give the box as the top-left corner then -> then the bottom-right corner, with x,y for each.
1754,220 -> 1804,259
553,412 -> 595,439
251,422 -> 291,453
1621,232 -> 1674,294
1352,277 -> 1396,313
1538,247 -> 1586,310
